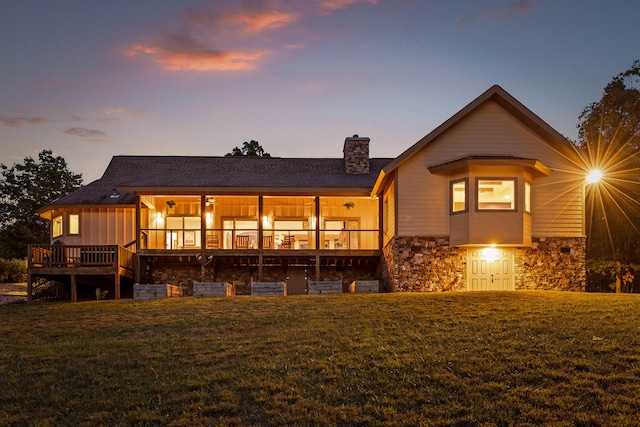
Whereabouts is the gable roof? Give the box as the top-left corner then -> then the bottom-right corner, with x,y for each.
39,155 -> 393,212
371,85 -> 580,194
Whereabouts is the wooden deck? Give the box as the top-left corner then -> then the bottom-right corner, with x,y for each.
27,244 -> 137,302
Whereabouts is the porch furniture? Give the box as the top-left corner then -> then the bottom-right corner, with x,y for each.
206,233 -> 219,249
282,235 -> 295,249
236,235 -> 250,249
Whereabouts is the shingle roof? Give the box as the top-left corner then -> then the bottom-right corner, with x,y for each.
42,156 -> 393,210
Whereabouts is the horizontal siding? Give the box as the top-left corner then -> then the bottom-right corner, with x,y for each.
383,179 -> 396,245
397,158 -> 449,235
396,100 -> 583,238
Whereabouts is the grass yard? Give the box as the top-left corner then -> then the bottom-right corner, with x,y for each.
1,292 -> 640,426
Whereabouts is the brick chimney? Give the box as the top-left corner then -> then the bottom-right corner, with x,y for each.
343,135 -> 370,174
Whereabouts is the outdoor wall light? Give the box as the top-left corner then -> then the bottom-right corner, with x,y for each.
481,245 -> 499,262
156,212 -> 164,223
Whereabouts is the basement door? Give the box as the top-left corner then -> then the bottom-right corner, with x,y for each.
467,248 -> 513,291
286,268 -> 308,295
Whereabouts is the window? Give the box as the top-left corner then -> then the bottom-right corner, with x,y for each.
52,215 -> 63,237
451,179 -> 468,213
69,214 -> 80,234
477,179 -> 515,210
524,181 -> 531,213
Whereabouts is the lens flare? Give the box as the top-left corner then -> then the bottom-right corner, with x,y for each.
586,169 -> 603,184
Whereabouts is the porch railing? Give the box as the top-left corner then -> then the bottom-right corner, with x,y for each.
28,244 -> 136,270
138,228 -> 380,250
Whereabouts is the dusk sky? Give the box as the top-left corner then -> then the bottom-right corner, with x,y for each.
1,0 -> 639,183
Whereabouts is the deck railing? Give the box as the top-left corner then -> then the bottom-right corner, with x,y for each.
138,228 -> 380,250
28,244 -> 136,270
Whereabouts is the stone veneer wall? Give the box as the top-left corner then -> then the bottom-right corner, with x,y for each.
382,236 -> 467,292
142,256 -> 380,296
382,235 -> 586,292
514,237 -> 586,291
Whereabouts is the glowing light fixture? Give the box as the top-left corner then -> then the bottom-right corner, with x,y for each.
481,245 -> 499,262
156,212 -> 164,224
587,169 -> 603,184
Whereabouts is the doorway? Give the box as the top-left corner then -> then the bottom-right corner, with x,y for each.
286,268 -> 308,295
467,248 -> 513,291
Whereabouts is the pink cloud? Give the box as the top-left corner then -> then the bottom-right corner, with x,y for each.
104,107 -> 145,119
127,34 -> 268,72
457,0 -> 535,25
225,10 -> 297,33
126,0 -> 379,72
0,114 -> 47,128
62,127 -> 108,144
318,0 -> 379,13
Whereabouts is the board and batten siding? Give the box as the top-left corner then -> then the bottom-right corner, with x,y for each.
61,207 -> 136,246
396,100 -> 584,238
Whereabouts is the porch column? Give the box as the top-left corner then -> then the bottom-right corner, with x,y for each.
316,255 -> 320,282
135,195 -> 141,284
200,195 -> 207,250
315,196 -> 320,249
258,196 -> 264,281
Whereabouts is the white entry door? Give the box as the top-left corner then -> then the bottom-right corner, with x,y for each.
468,248 -> 513,291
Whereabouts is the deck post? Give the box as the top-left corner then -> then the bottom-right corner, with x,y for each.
27,245 -> 33,303
71,274 -> 77,302
316,255 -> 320,282
115,273 -> 121,300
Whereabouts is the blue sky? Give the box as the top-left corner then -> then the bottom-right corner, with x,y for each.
1,0 -> 639,183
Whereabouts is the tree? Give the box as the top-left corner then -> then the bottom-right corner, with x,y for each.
0,150 -> 83,258
225,140 -> 271,157
577,61 -> 640,289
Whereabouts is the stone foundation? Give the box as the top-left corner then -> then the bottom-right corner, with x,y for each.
141,256 -> 381,296
382,235 -> 586,292
382,236 -> 467,292
514,237 -> 586,291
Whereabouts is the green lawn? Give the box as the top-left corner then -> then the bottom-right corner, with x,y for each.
1,292 -> 640,426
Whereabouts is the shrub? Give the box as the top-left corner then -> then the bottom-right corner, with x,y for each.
0,258 -> 27,283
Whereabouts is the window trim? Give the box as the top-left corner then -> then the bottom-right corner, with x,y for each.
52,215 -> 63,238
450,178 -> 469,214
68,213 -> 80,235
475,177 -> 517,212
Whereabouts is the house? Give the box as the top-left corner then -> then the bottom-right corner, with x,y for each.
28,85 -> 586,301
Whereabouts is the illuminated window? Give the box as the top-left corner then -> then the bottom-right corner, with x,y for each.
477,179 -> 515,210
451,179 -> 467,213
69,214 -> 80,234
52,215 -> 63,237
524,182 -> 531,213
